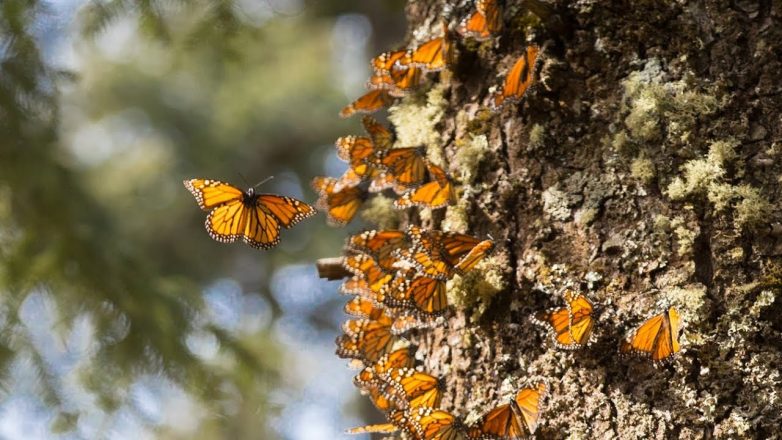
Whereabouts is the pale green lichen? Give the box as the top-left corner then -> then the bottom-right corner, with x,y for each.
666,139 -> 771,230
359,195 -> 399,229
453,134 -> 489,184
541,184 -> 573,221
670,216 -> 697,255
630,156 -> 656,184
528,124 -> 546,150
611,130 -> 631,154
388,83 -> 448,166
447,251 -> 508,320
749,290 -> 775,317
666,158 -> 724,200
442,197 -> 469,233
622,60 -> 719,144
653,214 -> 671,232
662,284 -> 707,327
732,185 -> 773,229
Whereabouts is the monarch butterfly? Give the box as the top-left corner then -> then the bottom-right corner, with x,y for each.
368,66 -> 425,97
404,227 -> 495,280
336,310 -> 396,363
372,147 -> 429,191
414,408 -> 468,440
457,0 -> 502,41
469,382 -> 547,440
343,254 -> 394,294
311,176 -> 366,226
345,423 -> 398,435
340,277 -> 386,304
355,346 -> 416,390
340,89 -> 395,118
534,291 -> 595,350
371,49 -> 408,74
335,135 -> 376,180
395,163 -> 456,210
492,45 -> 540,109
183,179 -> 316,249
390,312 -> 437,335
620,306 -> 682,363
398,21 -> 454,72
380,368 -> 443,410
361,115 -> 395,151
348,230 -> 409,272
344,296 -> 385,319
384,275 -> 448,316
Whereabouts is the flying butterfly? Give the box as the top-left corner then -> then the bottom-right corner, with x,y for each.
468,382 -> 547,440
311,176 -> 366,226
492,45 -> 540,109
395,163 -> 456,210
534,290 -> 595,350
619,306 -> 682,363
183,178 -> 315,250
340,89 -> 395,118
457,0 -> 502,41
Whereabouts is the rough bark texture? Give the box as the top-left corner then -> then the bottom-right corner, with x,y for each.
388,0 -> 782,438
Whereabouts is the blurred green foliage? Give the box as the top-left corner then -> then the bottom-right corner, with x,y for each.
0,0 -> 403,437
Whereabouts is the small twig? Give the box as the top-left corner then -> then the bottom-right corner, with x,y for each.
316,257 -> 350,280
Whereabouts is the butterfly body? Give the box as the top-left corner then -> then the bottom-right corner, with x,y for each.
184,179 -> 315,249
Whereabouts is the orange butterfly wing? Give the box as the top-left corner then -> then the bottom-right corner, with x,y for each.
387,276 -> 448,316
493,45 -> 540,108
620,307 -> 681,362
371,49 -> 407,73
184,179 -> 315,249
345,423 -> 398,435
416,409 -> 468,440
184,178 -> 243,210
337,312 -> 396,363
340,89 -> 394,118
381,368 -> 443,410
535,292 -> 594,349
348,230 -> 409,272
395,164 -> 455,210
312,176 -> 365,226
513,382 -> 547,435
458,0 -> 502,41
401,37 -> 446,72
374,147 -> 429,189
361,115 -> 395,151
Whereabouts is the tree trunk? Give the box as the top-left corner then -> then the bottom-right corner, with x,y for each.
371,0 -> 782,438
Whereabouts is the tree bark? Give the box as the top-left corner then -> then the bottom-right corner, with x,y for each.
381,0 -> 782,438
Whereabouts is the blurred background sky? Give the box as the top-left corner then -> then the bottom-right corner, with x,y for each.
0,0 -> 406,438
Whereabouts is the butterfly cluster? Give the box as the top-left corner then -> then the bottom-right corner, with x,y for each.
311,116 -> 455,226
340,0 -> 538,119
336,228 -> 554,439
534,290 -> 683,363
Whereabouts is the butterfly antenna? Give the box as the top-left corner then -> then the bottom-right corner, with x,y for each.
238,172 -> 251,187
253,176 -> 275,189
